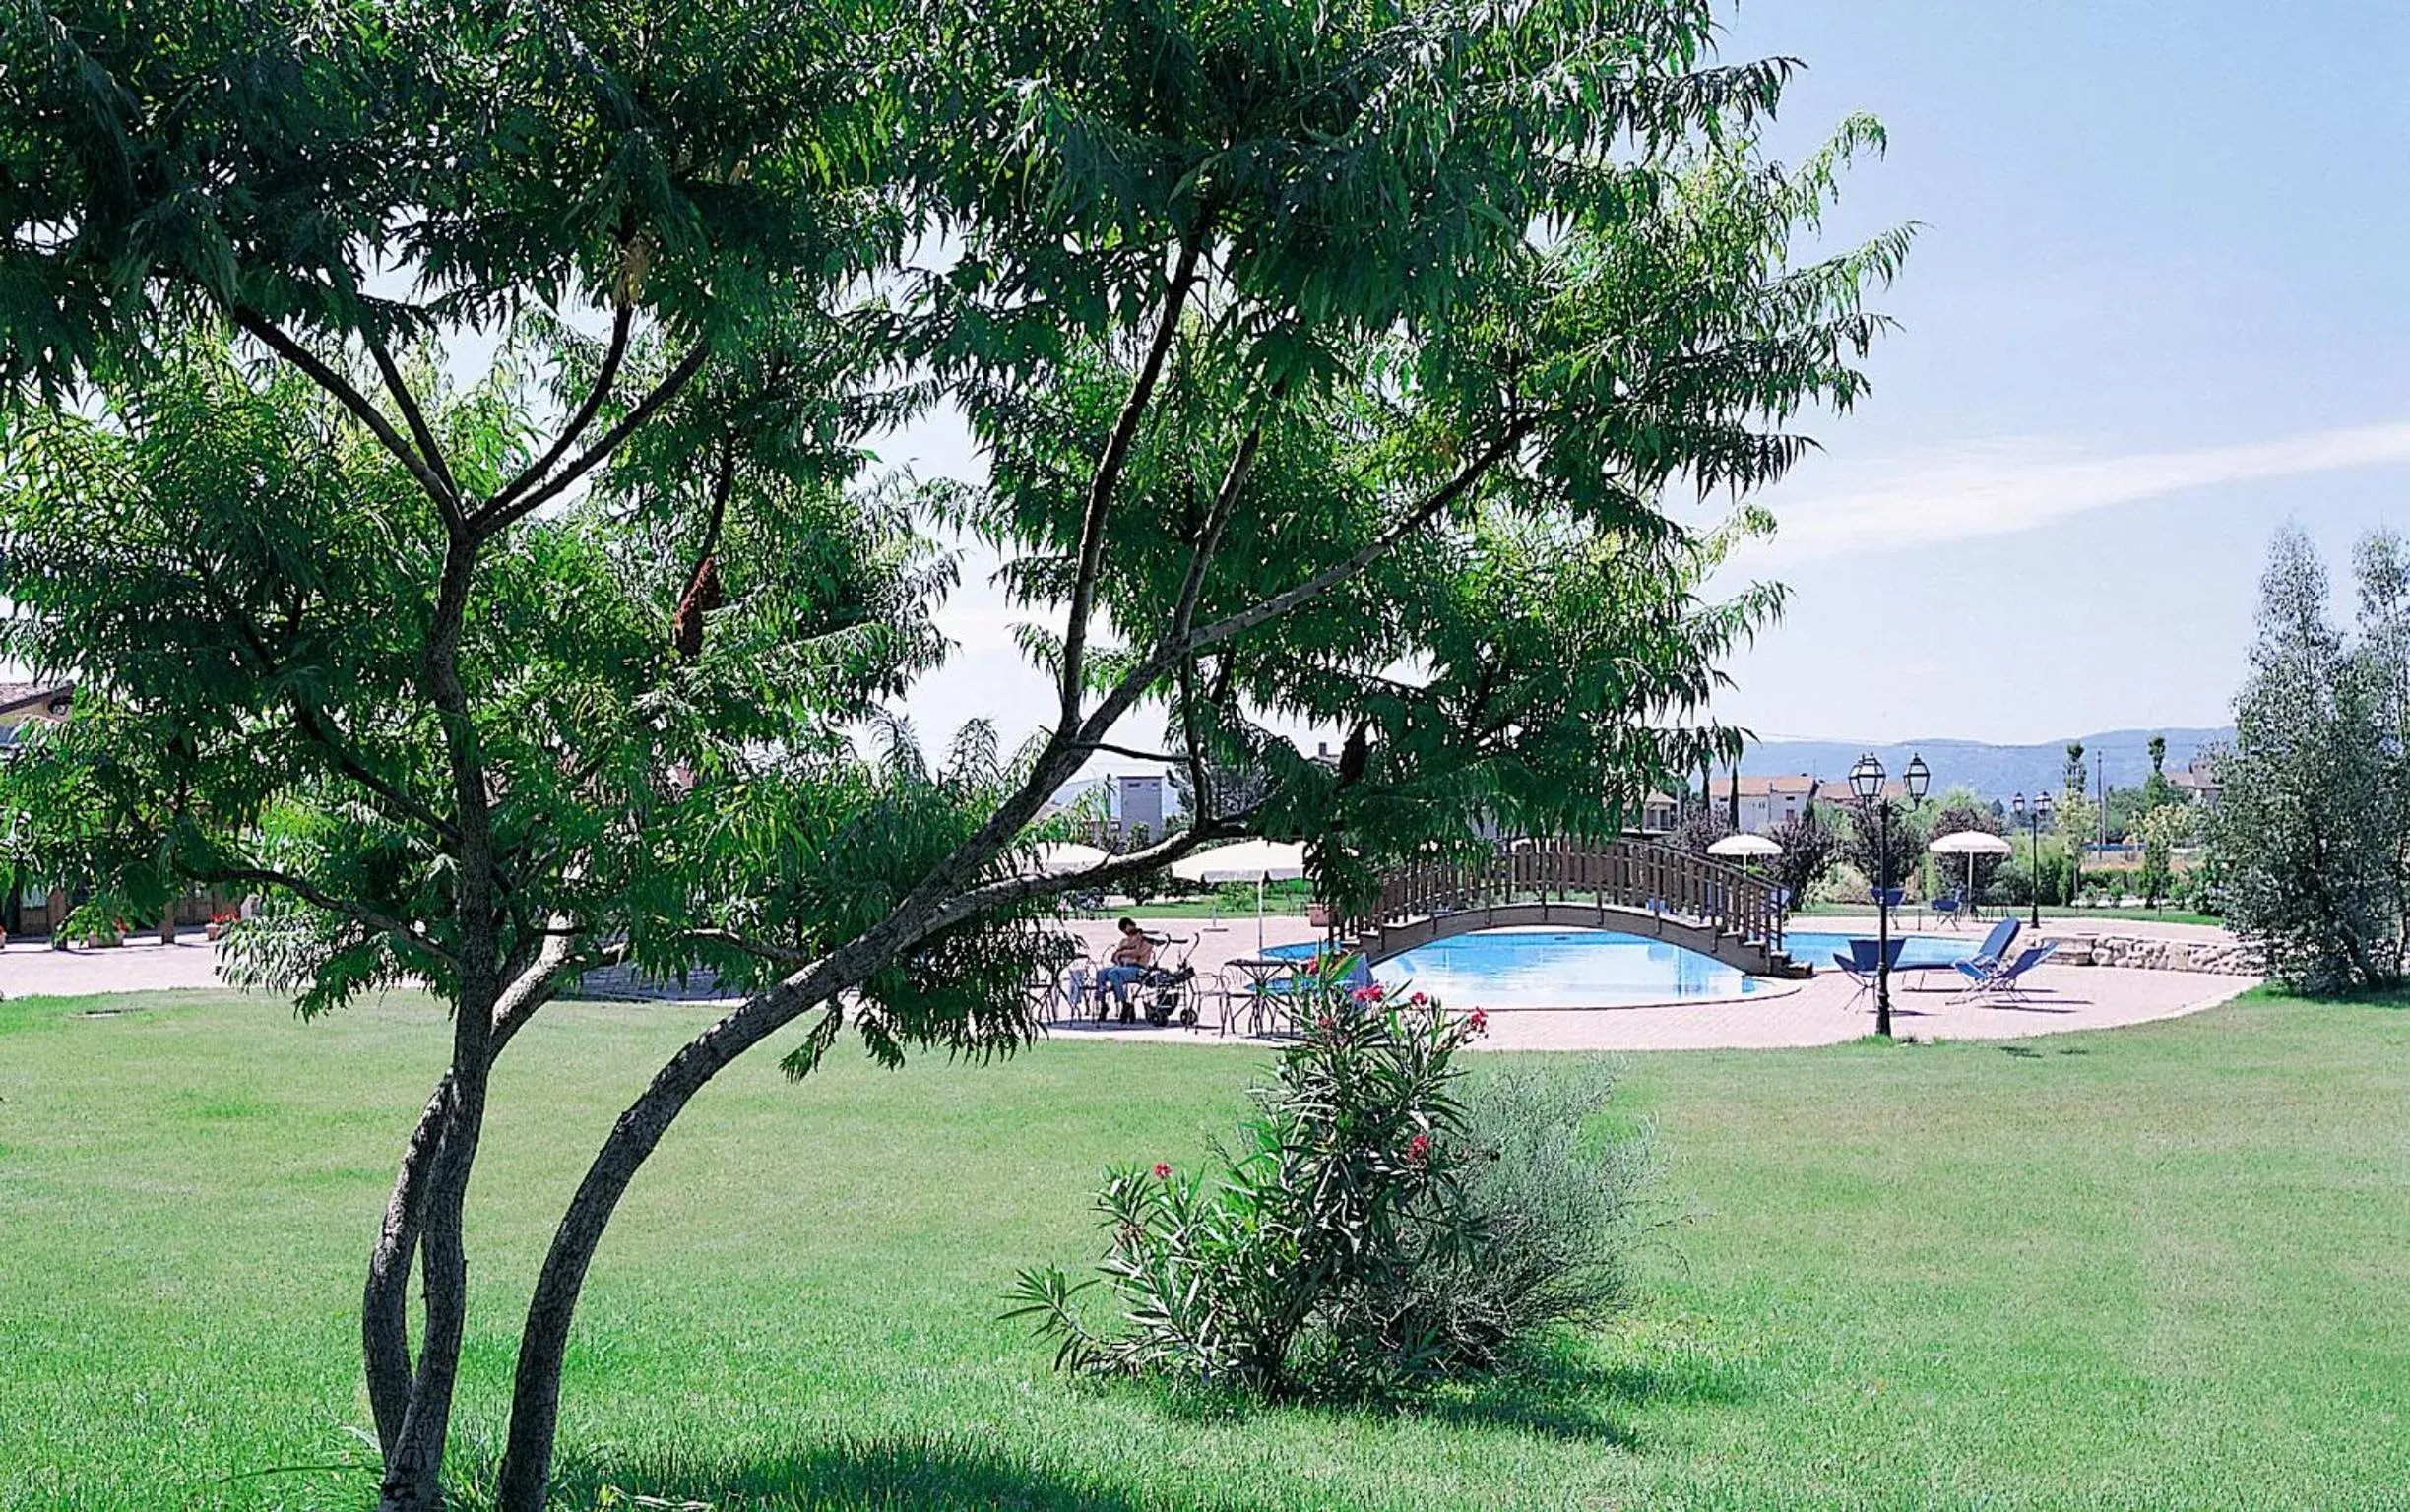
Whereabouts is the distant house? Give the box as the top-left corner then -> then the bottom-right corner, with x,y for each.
0,681 -> 72,754
1632,792 -> 1682,834
2170,753 -> 2220,801
1,683 -> 72,939
1711,774 -> 1820,834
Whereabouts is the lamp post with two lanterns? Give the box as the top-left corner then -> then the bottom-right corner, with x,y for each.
2012,789 -> 2054,929
1850,750 -> 1930,1039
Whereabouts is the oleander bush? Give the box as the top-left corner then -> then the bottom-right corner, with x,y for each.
1008,977 -> 1650,1400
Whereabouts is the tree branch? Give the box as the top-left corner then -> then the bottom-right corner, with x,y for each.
688,927 -> 814,968
230,309 -> 459,515
364,331 -> 462,507
921,813 -> 1252,936
471,340 -> 711,537
195,864 -> 455,966
1181,420 -> 1532,657
288,702 -> 461,845
1056,236 -> 1205,724
486,303 -> 637,519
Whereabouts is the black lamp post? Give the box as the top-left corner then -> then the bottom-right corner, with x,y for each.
2013,789 -> 2054,928
1853,751 -> 1929,1038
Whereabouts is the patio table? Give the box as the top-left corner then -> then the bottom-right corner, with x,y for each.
1226,956 -> 1299,1037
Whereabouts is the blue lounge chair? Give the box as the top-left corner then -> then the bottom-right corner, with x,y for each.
1968,917 -> 2021,972
1833,937 -> 1906,1008
1951,942 -> 2059,1003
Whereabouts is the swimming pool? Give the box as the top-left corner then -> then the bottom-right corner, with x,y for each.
1785,929 -> 1981,971
1271,925 -> 1981,1008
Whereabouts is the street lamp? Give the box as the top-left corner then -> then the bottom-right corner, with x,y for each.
1850,752 -> 1929,1039
2013,789 -> 2054,928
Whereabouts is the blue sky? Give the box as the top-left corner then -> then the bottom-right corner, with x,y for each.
897,1 -> 2410,755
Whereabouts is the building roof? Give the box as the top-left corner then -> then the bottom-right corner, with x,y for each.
1713,774 -> 1819,800
0,682 -> 71,720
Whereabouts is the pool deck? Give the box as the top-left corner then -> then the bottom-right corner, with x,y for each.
0,913 -> 2262,1053
1046,914 -> 2261,1052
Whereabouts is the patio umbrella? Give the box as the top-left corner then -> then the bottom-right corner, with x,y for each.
1706,833 -> 1783,860
1171,839 -> 1308,953
1928,830 -> 2013,914
1034,842 -> 1111,876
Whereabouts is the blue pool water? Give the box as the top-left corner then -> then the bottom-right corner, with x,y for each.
1785,929 -> 1980,971
1272,925 -> 1981,1008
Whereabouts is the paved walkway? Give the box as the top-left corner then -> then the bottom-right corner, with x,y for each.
0,936 -> 226,997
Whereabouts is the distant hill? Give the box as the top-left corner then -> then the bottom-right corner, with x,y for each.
1736,726 -> 2233,802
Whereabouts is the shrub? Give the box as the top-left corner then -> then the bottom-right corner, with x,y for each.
1382,1060 -> 1652,1366
1007,979 -> 1648,1399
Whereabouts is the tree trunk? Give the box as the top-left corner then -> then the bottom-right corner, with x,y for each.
492,984 -> 823,1510
375,1056 -> 490,1511
365,1070 -> 457,1456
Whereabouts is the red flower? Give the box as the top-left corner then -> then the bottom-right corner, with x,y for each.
1468,1009 -> 1489,1033
1152,1163 -> 1172,1179
1350,982 -> 1386,1004
1406,1132 -> 1432,1164
1408,991 -> 1427,1006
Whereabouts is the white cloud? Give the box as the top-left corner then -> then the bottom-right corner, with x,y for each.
1760,420 -> 2410,559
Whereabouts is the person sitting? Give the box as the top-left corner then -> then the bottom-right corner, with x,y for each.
1096,916 -> 1157,1024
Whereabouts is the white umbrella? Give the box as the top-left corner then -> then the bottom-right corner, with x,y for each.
1172,840 -> 1308,952
1034,841 -> 1111,876
1707,833 -> 1783,859
1928,830 -> 2012,914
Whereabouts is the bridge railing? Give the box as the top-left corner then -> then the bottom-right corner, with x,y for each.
1348,837 -> 1783,954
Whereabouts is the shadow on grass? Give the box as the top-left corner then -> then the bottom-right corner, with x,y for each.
545,1435 -> 1176,1512
1132,1335 -> 1742,1449
532,1344 -> 1742,1506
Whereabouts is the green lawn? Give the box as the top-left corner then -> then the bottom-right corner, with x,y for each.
3,984 -> 2406,1510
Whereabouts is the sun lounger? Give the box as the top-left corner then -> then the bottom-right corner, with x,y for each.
1951,941 -> 2058,1003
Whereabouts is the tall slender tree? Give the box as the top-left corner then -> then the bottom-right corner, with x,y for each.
0,2 -> 1907,1505
2205,528 -> 2400,991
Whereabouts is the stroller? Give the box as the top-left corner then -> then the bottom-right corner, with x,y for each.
1098,932 -> 1204,1028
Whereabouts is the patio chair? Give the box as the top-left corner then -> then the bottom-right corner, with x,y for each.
1950,942 -> 2059,1003
1929,892 -> 1964,927
1039,960 -> 1100,1025
1832,937 -> 1905,1008
1968,917 -> 2021,973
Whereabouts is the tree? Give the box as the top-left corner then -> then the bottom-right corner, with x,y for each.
1670,798 -> 1735,858
2354,528 -> 2410,952
2203,529 -> 2401,991
2143,734 -> 2179,812
2136,801 -> 2192,909
1926,794 -> 2008,903
1765,801 -> 1839,913
0,3 -> 1905,1506
1840,798 -> 1923,899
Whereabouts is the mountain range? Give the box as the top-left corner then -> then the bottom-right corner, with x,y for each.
1056,726 -> 2236,816
1736,726 -> 2234,802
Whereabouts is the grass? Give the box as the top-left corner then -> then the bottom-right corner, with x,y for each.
3,983 -> 2407,1510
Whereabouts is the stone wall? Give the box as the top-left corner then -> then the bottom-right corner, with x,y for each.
2039,931 -> 2260,976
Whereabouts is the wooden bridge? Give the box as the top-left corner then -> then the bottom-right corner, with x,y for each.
1342,837 -> 1805,978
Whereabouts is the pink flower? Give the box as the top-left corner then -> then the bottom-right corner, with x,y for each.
1406,1132 -> 1432,1164
1350,982 -> 1386,1004
1152,1163 -> 1172,1179
1468,1009 -> 1489,1033
1408,991 -> 1427,1006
